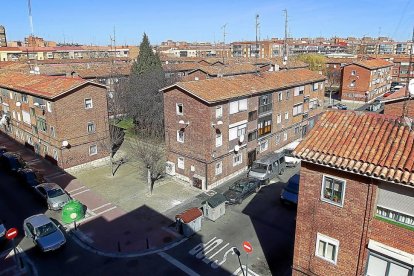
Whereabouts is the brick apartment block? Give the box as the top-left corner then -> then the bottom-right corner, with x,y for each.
340,59 -> 393,103
292,111 -> 414,276
161,68 -> 326,190
0,72 -> 110,169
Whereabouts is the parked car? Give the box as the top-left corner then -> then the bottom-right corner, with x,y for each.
383,91 -> 394,97
0,146 -> 7,157
23,214 -> 66,252
35,183 -> 71,210
331,103 -> 348,110
224,177 -> 261,204
283,149 -> 301,168
0,219 -> 6,241
0,152 -> 26,173
280,174 -> 300,205
17,168 -> 45,188
248,152 -> 286,184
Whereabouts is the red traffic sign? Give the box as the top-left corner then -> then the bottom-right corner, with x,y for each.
5,228 -> 18,240
243,241 -> 253,253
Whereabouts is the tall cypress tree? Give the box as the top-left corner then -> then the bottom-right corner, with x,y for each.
131,33 -> 162,76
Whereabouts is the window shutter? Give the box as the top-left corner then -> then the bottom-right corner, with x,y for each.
239,99 -> 247,111
229,101 -> 238,114
229,127 -> 238,140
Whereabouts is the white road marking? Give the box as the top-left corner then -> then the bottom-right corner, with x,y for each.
158,252 -> 200,276
91,203 -> 111,212
232,265 -> 260,276
79,206 -> 118,224
67,186 -> 87,193
70,189 -> 91,196
95,206 -> 117,216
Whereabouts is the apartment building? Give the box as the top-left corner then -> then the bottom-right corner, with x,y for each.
0,25 -> 6,47
340,59 -> 393,102
161,69 -> 325,190
292,111 -> 414,276
389,57 -> 414,83
0,72 -> 110,169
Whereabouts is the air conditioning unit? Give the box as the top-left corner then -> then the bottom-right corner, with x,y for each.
165,161 -> 176,176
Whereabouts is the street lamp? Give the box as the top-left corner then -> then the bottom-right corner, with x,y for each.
233,248 -> 245,276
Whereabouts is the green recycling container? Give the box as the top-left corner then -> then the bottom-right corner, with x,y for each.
62,200 -> 85,224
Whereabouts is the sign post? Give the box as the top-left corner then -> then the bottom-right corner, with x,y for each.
70,213 -> 78,230
6,228 -> 22,269
242,241 -> 253,276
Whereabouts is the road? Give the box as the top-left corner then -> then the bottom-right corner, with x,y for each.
0,166 -> 297,276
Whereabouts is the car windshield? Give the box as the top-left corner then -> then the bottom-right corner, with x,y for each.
230,180 -> 246,193
47,188 -> 65,198
250,163 -> 267,173
285,179 -> 299,194
35,222 -> 57,237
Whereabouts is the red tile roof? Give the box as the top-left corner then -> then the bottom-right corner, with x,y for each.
382,87 -> 408,101
175,207 -> 202,223
294,111 -> 414,186
353,59 -> 393,70
164,68 -> 325,103
0,71 -> 102,99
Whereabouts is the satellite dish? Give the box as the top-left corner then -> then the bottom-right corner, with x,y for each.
217,120 -> 223,125
239,135 -> 245,143
408,79 -> 414,96
16,101 -> 21,107
234,145 -> 240,153
179,120 -> 185,125
62,140 -> 69,148
33,102 -> 39,106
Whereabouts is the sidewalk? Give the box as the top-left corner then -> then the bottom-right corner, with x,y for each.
0,246 -> 36,276
0,133 -> 201,254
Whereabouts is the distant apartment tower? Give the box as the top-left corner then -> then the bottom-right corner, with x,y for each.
0,25 -> 7,47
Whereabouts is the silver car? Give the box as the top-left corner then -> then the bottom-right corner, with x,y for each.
23,214 -> 66,252
35,183 -> 71,210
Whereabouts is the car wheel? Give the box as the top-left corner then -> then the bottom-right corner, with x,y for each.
237,198 -> 243,204
279,168 -> 284,175
255,185 -> 260,193
265,179 -> 270,185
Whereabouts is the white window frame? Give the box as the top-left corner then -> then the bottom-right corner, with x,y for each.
176,103 -> 183,115
233,153 -> 242,166
215,132 -> 222,147
276,113 -> 281,124
351,70 -> 356,76
294,86 -> 304,96
293,103 -> 303,116
229,123 -> 246,141
275,134 -> 280,144
215,161 -> 222,175
177,157 -> 184,169
315,233 -> 339,264
216,106 -> 223,119
177,130 -> 184,143
87,122 -> 96,134
53,149 -> 59,161
259,139 -> 269,152
46,101 -> 52,113
285,111 -> 289,120
350,80 -> 356,87
313,83 -> 318,91
283,131 -> 288,141
229,98 -> 248,114
278,92 -> 283,101
321,175 -> 346,207
89,144 -> 98,156
84,98 -> 93,109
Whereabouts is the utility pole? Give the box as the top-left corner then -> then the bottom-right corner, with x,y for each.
283,9 -> 289,67
221,23 -> 227,64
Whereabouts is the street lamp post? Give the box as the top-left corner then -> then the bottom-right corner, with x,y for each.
233,248 -> 245,276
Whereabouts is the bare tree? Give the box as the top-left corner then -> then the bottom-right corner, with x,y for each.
129,135 -> 165,195
326,68 -> 342,105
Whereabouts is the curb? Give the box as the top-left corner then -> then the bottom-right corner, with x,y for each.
69,229 -> 188,258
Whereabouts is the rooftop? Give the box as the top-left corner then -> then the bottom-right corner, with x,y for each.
353,59 -> 393,70
164,68 -> 325,103
294,111 -> 414,186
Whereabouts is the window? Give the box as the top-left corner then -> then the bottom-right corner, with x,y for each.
50,126 -> 56,137
177,130 -> 184,143
89,145 -> 97,155
285,112 -> 289,120
53,149 -> 58,161
278,92 -> 283,101
259,94 -> 272,114
17,112 -> 21,122
366,252 -> 413,276
175,103 -> 183,115
293,104 -> 303,116
87,122 -> 96,133
351,70 -> 356,76
22,94 -> 28,103
321,175 -> 346,206
294,125 -> 302,135
258,115 -> 272,137
248,111 -> 257,121
177,157 -> 184,169
277,113 -> 282,124
215,161 -> 222,175
313,83 -> 318,91
259,140 -> 268,152
376,207 -> 414,228
216,106 -> 222,118
247,131 -> 257,142
215,132 -> 222,147
230,98 -> 248,114
294,86 -> 304,96
37,118 -> 47,132
315,234 -> 339,264
275,134 -> 280,144
350,80 -> 356,87
85,98 -> 93,109
46,101 -> 52,113
309,99 -> 318,109
286,90 -> 291,100
233,153 -> 242,166
283,131 -> 288,141
229,123 -> 246,141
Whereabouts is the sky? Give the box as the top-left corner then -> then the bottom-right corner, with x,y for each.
2,0 -> 414,46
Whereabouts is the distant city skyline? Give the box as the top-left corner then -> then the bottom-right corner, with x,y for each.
2,0 -> 414,46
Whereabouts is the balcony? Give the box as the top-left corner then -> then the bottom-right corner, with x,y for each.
258,104 -> 272,115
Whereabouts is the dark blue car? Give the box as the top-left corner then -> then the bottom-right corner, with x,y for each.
280,174 -> 300,205
17,168 -> 44,188
0,152 -> 26,173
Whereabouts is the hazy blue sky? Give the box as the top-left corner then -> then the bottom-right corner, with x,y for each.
2,0 -> 414,46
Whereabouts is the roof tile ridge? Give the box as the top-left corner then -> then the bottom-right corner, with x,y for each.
366,117 -> 388,164
378,120 -> 400,167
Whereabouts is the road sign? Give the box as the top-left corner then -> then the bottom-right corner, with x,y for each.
5,228 -> 18,240
242,241 -> 253,253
